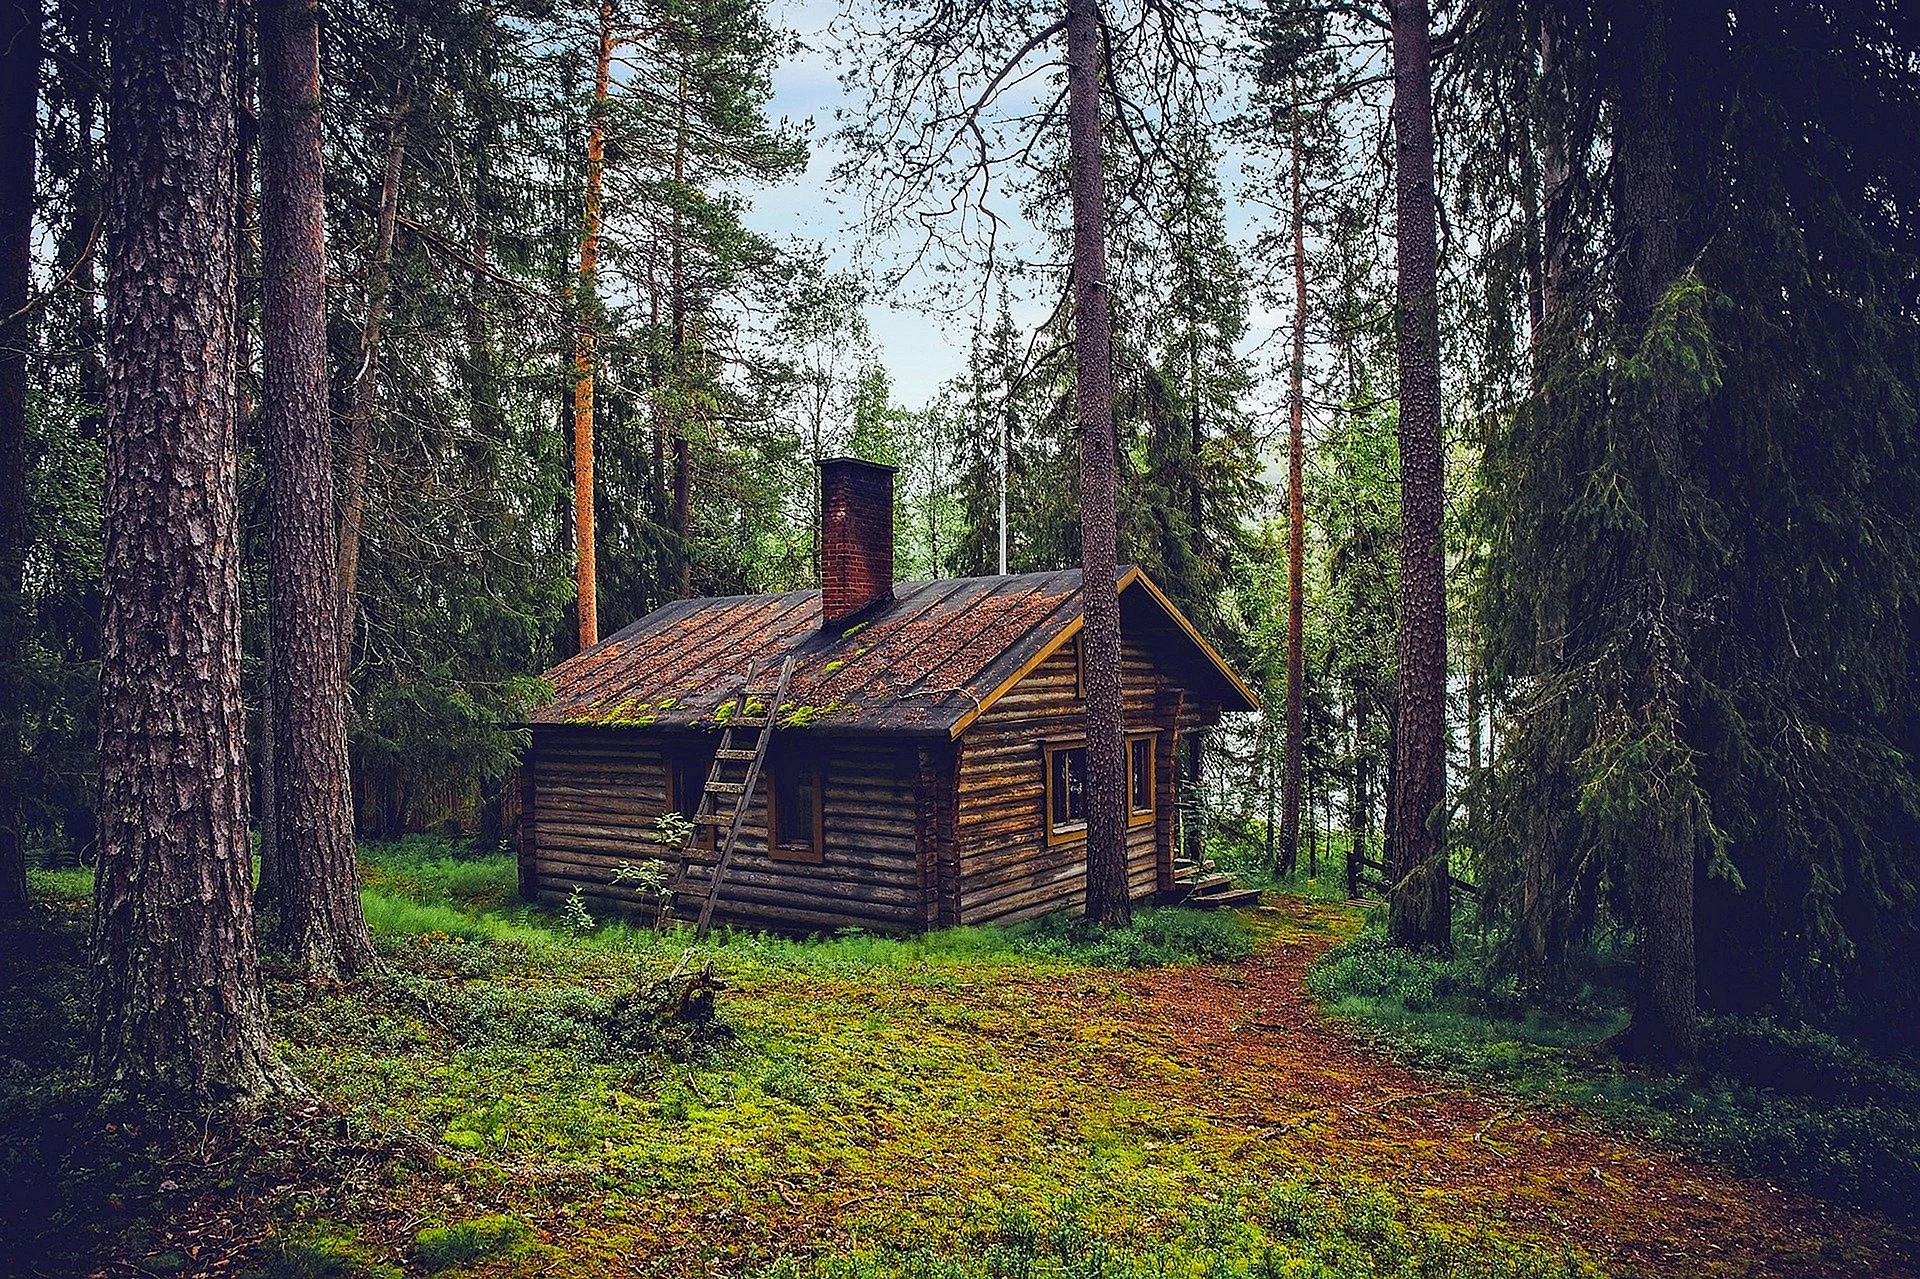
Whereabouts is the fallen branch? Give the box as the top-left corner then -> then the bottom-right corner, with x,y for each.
1474,1109 -> 1519,1143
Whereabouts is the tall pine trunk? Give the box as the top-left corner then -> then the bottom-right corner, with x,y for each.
257,0 -> 372,978
1280,116 -> 1308,880
1385,0 -> 1452,953
1612,0 -> 1697,1067
0,0 -> 39,919
91,0 -> 293,1104
573,0 -> 612,644
335,77 -> 409,666
1064,0 -> 1128,926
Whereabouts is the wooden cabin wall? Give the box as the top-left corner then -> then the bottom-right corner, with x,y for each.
953,639 -> 1176,925
523,726 -> 926,934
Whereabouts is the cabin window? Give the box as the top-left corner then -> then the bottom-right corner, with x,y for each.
664,751 -> 715,848
1044,743 -> 1088,843
767,759 -> 825,864
1127,733 -> 1156,826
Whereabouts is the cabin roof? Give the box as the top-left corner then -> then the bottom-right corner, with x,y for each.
530,566 -> 1258,737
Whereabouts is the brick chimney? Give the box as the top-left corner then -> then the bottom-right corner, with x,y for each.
820,457 -> 895,630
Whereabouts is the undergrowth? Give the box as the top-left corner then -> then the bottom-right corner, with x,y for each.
765,1184 -> 1595,1279
1306,930 -> 1920,1221
356,837 -> 1255,974
1208,818 -> 1365,903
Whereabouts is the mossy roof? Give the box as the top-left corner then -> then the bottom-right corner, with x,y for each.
530,567 -> 1257,736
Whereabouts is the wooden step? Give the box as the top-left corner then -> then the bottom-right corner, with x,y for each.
706,781 -> 747,795
693,813 -> 737,827
715,749 -> 757,761
1183,872 -> 1233,895
1190,886 -> 1262,910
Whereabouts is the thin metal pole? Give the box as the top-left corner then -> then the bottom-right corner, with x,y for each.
997,399 -> 1008,575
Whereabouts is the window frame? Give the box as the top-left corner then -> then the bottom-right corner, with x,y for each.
765,757 -> 826,864
1042,740 -> 1089,845
1126,731 -> 1157,827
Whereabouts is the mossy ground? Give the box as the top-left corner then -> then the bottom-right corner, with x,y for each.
3,845 -> 1913,1278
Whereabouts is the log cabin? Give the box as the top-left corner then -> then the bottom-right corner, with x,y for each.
518,457 -> 1259,934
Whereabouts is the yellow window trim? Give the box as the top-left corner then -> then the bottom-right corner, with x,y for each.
1041,736 -> 1157,840
1042,740 -> 1088,847
1127,730 -> 1157,828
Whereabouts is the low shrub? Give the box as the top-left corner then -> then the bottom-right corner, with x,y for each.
1010,906 -> 1255,967
1306,933 -> 1485,1013
1701,1015 -> 1920,1108
1305,929 -> 1920,1222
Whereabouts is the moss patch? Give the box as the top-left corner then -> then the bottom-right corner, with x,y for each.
4,849 -> 1908,1279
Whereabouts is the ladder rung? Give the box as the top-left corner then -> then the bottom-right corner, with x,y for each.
706,781 -> 746,795
714,749 -> 757,761
729,717 -> 768,728
693,813 -> 735,826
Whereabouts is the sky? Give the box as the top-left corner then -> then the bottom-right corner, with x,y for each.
733,0 -> 1353,423
738,0 -> 976,409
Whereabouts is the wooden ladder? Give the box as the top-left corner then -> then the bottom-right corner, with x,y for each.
663,655 -> 796,941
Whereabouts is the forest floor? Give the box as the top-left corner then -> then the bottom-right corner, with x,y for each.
4,850 -> 1917,1279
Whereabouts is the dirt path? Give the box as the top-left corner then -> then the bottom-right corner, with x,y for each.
1077,897 -> 1915,1278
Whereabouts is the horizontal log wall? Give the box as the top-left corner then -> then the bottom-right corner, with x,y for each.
953,640 -> 1171,925
524,726 -> 925,934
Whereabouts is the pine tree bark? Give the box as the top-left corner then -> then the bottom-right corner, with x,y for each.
1064,0 -> 1128,926
1612,0 -> 1697,1068
1280,120 -> 1308,881
0,0 -> 40,919
257,0 -> 372,978
335,77 -> 409,669
573,0 -> 612,644
1385,0 -> 1452,953
91,0 -> 294,1104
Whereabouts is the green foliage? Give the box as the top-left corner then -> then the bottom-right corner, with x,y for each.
1306,934 -> 1525,1020
413,1215 -> 532,1272
26,866 -> 93,902
1306,931 -> 1920,1221
560,886 -> 595,937
358,838 -> 519,911
1472,0 -> 1920,1050
764,1184 -> 1593,1279
251,1226 -> 401,1279
1008,908 -> 1254,969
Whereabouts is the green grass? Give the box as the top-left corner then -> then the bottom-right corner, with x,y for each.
357,837 -> 1254,975
764,1183 -> 1596,1279
1305,930 -> 1920,1222
6,837 -> 1822,1277
413,1214 -> 534,1272
26,866 -> 93,902
249,1225 -> 403,1279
